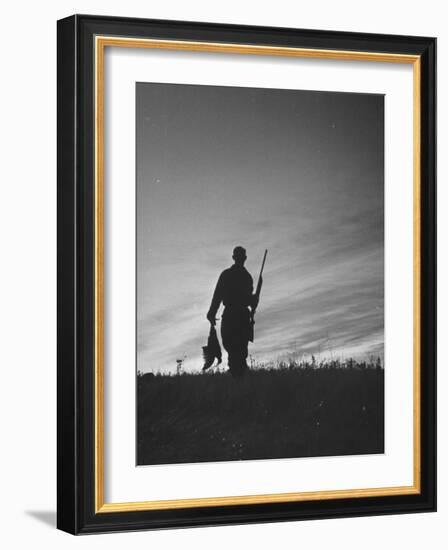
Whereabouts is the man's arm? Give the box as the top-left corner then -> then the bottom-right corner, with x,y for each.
207,272 -> 224,325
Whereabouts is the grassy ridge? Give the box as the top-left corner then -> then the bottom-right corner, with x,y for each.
137,367 -> 384,465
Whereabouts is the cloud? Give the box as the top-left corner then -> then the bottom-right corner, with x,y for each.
138,240 -> 383,372
136,83 -> 384,373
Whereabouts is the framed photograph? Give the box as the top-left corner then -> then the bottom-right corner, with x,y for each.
57,14 -> 436,534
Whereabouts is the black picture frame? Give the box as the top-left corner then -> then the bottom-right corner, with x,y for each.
57,14 -> 436,534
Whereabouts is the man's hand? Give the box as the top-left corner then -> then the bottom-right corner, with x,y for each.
206,311 -> 216,326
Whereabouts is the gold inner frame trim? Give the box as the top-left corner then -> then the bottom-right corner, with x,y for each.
94,35 -> 421,514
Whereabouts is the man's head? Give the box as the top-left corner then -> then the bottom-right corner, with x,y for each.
232,246 -> 247,266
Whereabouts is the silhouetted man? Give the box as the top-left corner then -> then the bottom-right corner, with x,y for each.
207,246 -> 258,378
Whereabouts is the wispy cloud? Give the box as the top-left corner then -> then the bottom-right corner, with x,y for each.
136,83 -> 384,373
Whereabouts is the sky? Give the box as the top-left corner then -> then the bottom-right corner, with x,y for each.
136,82 -> 384,374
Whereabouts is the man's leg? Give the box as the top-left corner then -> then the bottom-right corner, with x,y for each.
221,307 -> 250,378
237,341 -> 249,377
221,315 -> 232,375
228,343 -> 248,378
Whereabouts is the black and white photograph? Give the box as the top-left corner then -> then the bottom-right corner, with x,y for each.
136,82 -> 385,466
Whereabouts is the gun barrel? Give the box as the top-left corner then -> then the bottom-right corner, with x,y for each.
255,249 -> 268,298
259,249 -> 268,278
250,250 -> 267,342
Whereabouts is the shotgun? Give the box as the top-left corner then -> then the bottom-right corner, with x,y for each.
249,249 -> 268,342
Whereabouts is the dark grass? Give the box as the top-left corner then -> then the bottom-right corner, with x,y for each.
137,365 -> 384,465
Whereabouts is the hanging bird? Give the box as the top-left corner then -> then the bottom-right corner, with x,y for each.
202,325 -> 222,371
